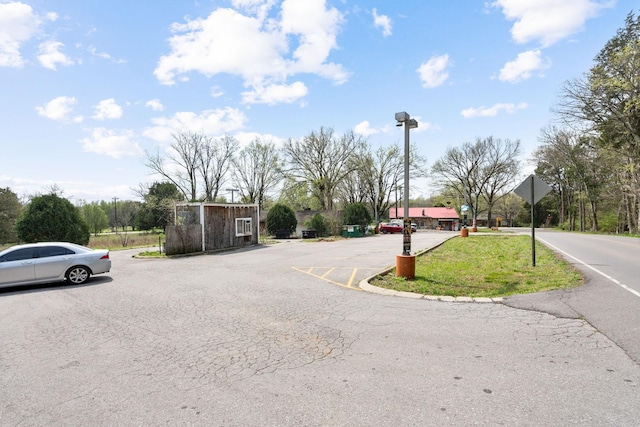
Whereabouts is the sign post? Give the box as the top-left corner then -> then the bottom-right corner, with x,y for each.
514,175 -> 552,266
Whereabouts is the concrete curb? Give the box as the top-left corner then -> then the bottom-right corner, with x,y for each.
358,234 -> 504,304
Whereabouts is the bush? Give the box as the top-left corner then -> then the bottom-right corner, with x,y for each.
597,212 -> 618,233
342,202 -> 372,231
16,194 -> 90,245
305,213 -> 329,237
266,203 -> 297,236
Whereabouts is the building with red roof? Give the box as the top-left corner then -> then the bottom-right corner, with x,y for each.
389,206 -> 461,230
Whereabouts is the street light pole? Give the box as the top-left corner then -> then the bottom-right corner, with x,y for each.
403,117 -> 410,255
394,111 -> 418,278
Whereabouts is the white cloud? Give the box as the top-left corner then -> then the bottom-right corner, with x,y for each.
0,2 -> 41,67
354,120 -> 381,137
80,128 -> 143,158
36,96 -> 83,122
234,131 -> 286,149
143,108 -> 247,142
210,86 -> 224,98
492,0 -> 613,47
92,98 -> 123,120
499,49 -> 550,83
37,40 -> 74,70
417,54 -> 450,88
87,45 -> 124,63
241,81 -> 308,105
372,8 -> 392,37
153,0 -> 348,105
145,99 -> 164,111
231,0 -> 278,16
88,46 -> 111,59
461,102 -> 528,118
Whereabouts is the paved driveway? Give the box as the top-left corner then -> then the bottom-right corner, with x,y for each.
1,231 -> 639,426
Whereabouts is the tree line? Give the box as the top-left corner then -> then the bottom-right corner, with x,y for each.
0,183 -> 180,245
534,12 -> 640,233
4,12 -> 636,243
143,126 -> 429,226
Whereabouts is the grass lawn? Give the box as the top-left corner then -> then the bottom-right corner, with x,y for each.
370,235 -> 583,298
88,231 -> 164,250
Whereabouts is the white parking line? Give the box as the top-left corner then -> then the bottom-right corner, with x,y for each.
538,237 -> 640,299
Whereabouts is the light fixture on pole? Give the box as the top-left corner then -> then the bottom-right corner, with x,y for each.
394,111 -> 418,279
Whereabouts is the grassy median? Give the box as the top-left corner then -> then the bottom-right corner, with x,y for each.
370,234 -> 583,298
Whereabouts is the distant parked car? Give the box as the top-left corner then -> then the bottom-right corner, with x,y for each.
380,222 -> 417,234
0,242 -> 111,288
380,222 -> 403,234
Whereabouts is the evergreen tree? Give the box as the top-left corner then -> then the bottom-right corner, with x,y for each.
16,194 -> 90,245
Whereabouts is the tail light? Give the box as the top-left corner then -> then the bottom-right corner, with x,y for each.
100,253 -> 110,259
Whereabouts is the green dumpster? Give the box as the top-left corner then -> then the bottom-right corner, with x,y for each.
342,225 -> 361,238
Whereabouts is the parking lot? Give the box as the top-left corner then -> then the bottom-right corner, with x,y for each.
1,232 -> 639,426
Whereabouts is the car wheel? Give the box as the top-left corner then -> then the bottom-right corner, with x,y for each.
66,266 -> 90,284
381,229 -> 387,234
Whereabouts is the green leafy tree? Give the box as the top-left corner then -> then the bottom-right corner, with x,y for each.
556,12 -> 640,232
305,213 -> 329,237
136,182 -> 182,231
342,202 -> 372,231
82,203 -> 109,236
277,178 -> 322,211
16,194 -> 90,245
0,187 -> 22,244
265,203 -> 297,235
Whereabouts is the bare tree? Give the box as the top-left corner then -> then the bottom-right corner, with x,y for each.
283,127 -> 367,210
432,137 -> 520,227
347,143 -> 427,225
432,141 -> 485,227
232,138 -> 283,208
145,131 -> 238,202
199,134 -> 238,201
480,137 -> 521,226
146,131 -> 203,201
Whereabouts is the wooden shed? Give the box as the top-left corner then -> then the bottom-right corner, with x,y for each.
165,202 -> 260,255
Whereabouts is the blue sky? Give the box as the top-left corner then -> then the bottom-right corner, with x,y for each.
0,0 -> 635,203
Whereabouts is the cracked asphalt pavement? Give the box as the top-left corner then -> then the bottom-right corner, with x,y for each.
1,231 -> 639,426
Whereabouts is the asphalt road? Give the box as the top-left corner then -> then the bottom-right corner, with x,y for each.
505,229 -> 640,365
1,231 -> 639,426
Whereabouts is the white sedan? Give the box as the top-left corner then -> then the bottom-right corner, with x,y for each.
0,242 -> 111,288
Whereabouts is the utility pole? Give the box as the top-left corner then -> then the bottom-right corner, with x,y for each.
226,188 -> 239,203
113,197 -> 118,234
